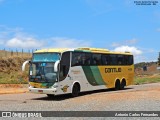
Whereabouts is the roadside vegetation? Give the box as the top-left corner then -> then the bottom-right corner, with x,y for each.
0,50 -> 31,84
134,74 -> 160,85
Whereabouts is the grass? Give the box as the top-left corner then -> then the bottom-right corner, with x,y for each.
134,74 -> 160,85
0,55 -> 31,84
0,70 -> 29,84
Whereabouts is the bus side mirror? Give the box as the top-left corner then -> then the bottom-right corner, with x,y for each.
54,60 -> 60,72
22,60 -> 31,72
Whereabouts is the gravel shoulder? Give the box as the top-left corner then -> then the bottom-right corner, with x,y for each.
0,83 -> 160,111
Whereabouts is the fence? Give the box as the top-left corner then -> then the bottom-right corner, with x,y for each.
0,48 -> 37,58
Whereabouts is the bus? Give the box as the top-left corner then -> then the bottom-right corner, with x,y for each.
22,47 -> 134,97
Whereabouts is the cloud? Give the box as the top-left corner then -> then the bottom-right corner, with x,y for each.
0,25 -> 44,49
48,37 -> 91,48
157,28 -> 160,32
111,38 -> 137,47
113,45 -> 142,55
0,25 -> 91,49
6,37 -> 44,49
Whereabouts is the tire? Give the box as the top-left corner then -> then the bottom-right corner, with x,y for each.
72,83 -> 80,97
115,80 -> 120,91
47,94 -> 54,97
120,80 -> 126,90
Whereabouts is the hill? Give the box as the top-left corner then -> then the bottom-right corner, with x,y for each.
0,50 -> 31,84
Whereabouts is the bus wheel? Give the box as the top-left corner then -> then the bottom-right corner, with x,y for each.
47,94 -> 54,97
72,83 -> 80,97
120,79 -> 126,90
115,80 -> 120,91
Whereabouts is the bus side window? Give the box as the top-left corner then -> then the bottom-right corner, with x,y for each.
110,54 -> 117,65
117,55 -> 124,65
71,52 -> 80,66
102,54 -> 109,65
85,53 -> 92,66
92,54 -> 101,65
128,55 -> 133,65
124,55 -> 133,65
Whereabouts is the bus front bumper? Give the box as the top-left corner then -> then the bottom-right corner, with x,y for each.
29,87 -> 57,95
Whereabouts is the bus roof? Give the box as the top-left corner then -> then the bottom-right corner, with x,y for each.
35,48 -> 69,53
34,47 -> 133,55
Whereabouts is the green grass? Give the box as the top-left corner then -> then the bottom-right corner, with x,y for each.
0,72 -> 28,84
134,76 -> 160,85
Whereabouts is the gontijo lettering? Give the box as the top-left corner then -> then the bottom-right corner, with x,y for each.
105,68 -> 121,73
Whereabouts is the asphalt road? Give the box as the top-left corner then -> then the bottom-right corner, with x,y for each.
0,83 -> 160,119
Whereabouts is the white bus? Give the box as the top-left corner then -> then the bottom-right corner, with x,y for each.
22,47 -> 134,97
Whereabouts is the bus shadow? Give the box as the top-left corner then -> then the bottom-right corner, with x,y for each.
79,87 -> 133,96
31,87 -> 133,101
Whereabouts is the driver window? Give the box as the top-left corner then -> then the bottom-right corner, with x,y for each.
59,52 -> 70,81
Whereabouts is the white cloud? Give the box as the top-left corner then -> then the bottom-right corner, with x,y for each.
113,45 -> 142,55
48,37 -> 91,48
111,38 -> 137,47
0,25 -> 91,49
0,25 -> 44,49
6,36 -> 44,49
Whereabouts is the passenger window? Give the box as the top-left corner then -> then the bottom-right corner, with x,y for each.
117,55 -> 124,65
92,54 -> 102,65
84,53 -> 92,65
102,54 -> 110,65
110,54 -> 117,65
124,55 -> 133,65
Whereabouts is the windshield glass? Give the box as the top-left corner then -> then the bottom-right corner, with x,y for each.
29,62 -> 57,83
32,53 -> 60,62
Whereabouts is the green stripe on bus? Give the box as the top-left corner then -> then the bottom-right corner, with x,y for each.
90,66 -> 105,85
74,50 -> 91,52
82,66 -> 98,86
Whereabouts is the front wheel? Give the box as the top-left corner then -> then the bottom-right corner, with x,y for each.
72,83 -> 80,97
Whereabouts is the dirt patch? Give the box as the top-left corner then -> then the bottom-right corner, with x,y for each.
0,84 -> 28,94
0,84 -> 28,88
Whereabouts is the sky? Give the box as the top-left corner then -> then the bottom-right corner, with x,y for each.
0,0 -> 160,63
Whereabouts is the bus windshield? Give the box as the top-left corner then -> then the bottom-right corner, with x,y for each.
30,62 -> 57,83
32,53 -> 60,62
29,53 -> 60,84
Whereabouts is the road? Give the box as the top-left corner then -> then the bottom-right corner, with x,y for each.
0,83 -> 160,111
0,83 -> 160,119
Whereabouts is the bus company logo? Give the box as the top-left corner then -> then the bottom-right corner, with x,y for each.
2,112 -> 11,117
105,68 -> 121,73
134,1 -> 158,5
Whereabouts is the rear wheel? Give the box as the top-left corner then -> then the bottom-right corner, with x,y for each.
120,79 -> 126,90
72,83 -> 80,97
115,80 -> 120,91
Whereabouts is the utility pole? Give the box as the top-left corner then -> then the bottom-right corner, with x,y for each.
158,52 -> 160,65
157,52 -> 160,70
